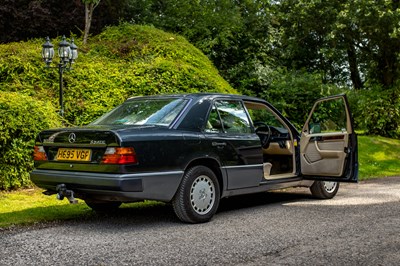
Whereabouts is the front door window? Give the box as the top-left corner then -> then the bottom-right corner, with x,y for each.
307,98 -> 348,134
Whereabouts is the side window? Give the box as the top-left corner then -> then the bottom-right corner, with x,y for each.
205,100 -> 251,134
205,106 -> 224,133
308,98 -> 347,134
245,102 -> 288,132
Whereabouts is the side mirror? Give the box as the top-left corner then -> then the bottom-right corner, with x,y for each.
309,122 -> 321,134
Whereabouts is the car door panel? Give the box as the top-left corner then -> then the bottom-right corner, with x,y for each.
222,135 -> 263,190
223,164 -> 264,190
205,131 -> 263,190
302,139 -> 346,176
300,95 -> 358,182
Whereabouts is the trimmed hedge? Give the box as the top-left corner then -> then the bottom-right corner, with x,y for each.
0,23 -> 236,125
0,23 -> 237,190
0,91 -> 61,190
66,24 -> 236,125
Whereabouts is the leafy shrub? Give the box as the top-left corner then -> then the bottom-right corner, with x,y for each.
0,23 -> 236,190
349,86 -> 400,138
0,23 -> 236,125
66,24 -> 236,125
261,69 -> 400,138
260,68 -> 342,130
0,91 -> 61,190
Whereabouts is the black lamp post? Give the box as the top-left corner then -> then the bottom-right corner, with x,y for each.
41,36 -> 78,117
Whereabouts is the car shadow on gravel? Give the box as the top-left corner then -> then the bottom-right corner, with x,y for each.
90,203 -> 178,225
1,188 -> 315,232
217,188 -> 313,213
86,188 -> 314,225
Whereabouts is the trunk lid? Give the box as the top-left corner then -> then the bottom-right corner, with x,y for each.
35,127 -> 122,167
39,128 -> 120,147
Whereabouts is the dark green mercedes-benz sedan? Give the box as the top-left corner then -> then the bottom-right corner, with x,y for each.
31,93 -> 358,223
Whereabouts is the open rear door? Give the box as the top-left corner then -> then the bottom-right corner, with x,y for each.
300,94 -> 358,182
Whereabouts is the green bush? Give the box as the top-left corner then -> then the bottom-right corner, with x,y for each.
0,23 -> 236,126
66,24 -> 236,125
0,23 -> 237,190
258,68 -> 400,138
349,86 -> 400,138
0,92 -> 61,190
260,68 -> 342,130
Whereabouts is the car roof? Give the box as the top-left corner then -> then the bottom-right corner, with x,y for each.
127,93 -> 265,103
120,93 -> 299,135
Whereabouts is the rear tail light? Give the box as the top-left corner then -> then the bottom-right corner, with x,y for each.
101,147 -> 137,164
33,146 -> 48,161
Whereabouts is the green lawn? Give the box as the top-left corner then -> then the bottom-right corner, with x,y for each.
358,135 -> 400,179
0,135 -> 399,228
0,189 -> 162,228
0,189 -> 90,228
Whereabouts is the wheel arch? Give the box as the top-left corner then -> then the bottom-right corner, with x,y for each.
184,157 -> 225,195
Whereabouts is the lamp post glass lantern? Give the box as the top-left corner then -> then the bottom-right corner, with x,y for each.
69,38 -> 78,62
41,37 -> 54,66
58,36 -> 71,63
41,35 -> 78,117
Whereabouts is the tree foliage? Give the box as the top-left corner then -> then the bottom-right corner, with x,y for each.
274,0 -> 400,137
260,68 -> 342,129
1,0 -> 399,92
0,0 -> 399,137
348,86 -> 400,138
276,0 -> 400,90
123,0 -> 276,95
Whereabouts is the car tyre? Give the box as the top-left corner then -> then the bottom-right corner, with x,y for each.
85,200 -> 122,213
310,181 -> 339,199
172,166 -> 220,223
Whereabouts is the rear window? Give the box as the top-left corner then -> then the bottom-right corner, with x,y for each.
91,98 -> 188,126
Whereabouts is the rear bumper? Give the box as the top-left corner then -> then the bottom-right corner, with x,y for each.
30,169 -> 183,202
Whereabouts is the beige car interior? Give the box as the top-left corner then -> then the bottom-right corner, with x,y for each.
244,101 -> 296,180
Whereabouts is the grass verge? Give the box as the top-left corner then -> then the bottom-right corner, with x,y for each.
0,135 -> 399,229
0,189 -> 90,228
0,189 -> 162,229
358,135 -> 400,179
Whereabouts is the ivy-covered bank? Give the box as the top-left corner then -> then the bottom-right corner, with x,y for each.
0,23 -> 237,190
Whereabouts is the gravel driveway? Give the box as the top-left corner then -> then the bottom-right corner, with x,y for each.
1,177 -> 399,266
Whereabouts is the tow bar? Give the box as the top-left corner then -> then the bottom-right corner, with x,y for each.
55,184 -> 78,204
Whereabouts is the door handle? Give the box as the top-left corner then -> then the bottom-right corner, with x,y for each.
212,142 -> 227,147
